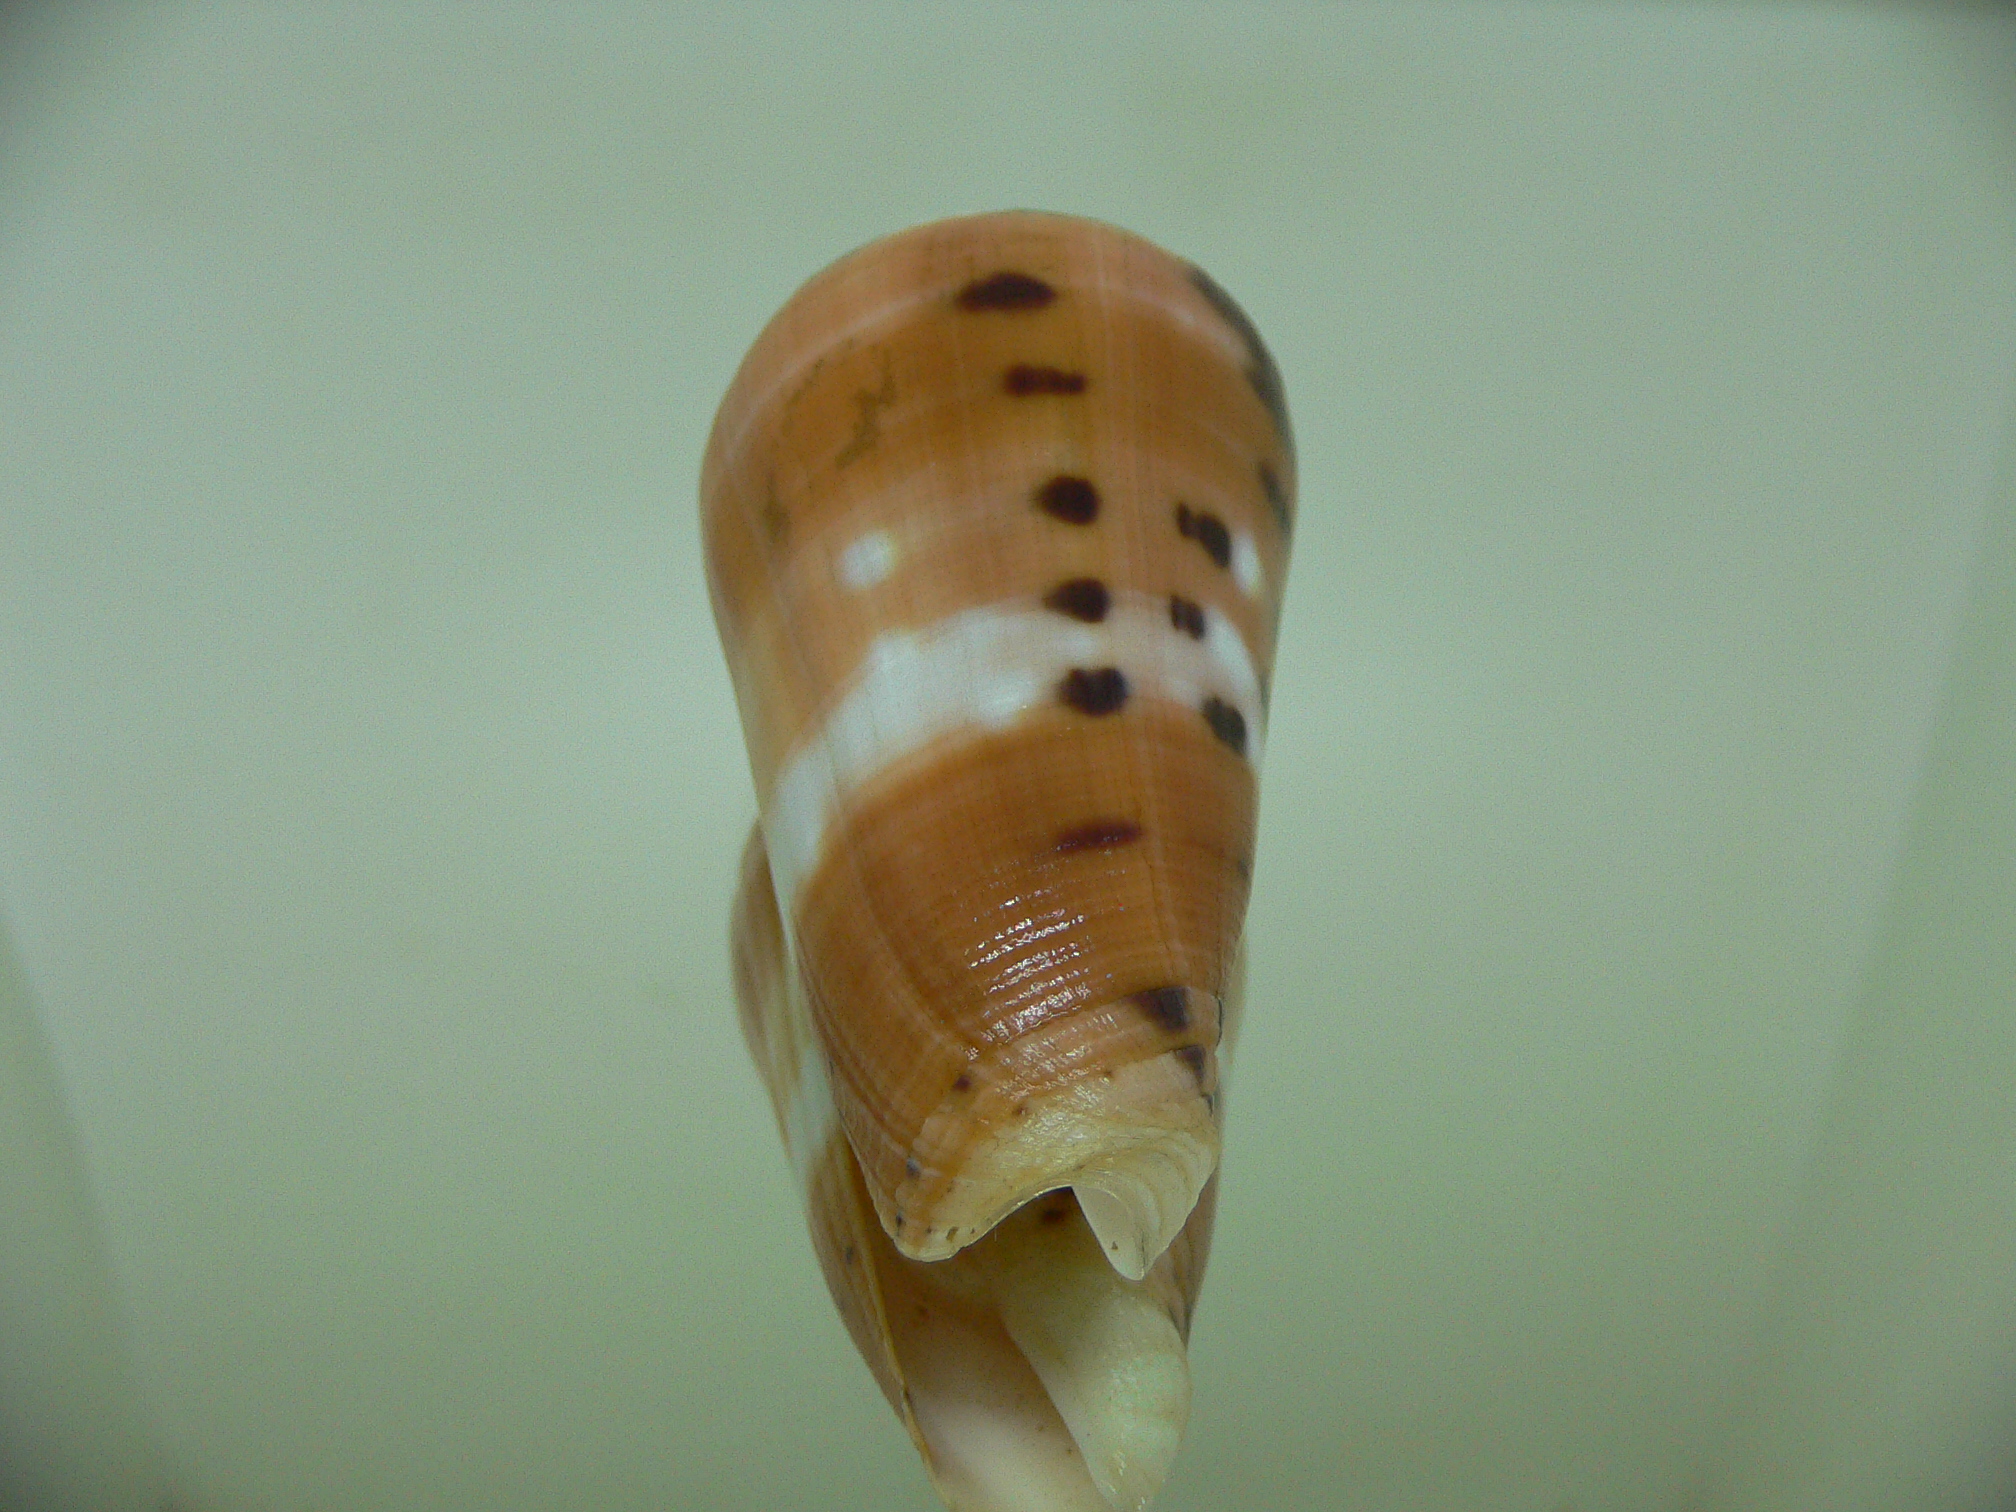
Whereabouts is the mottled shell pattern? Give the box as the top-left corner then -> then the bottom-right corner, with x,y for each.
703,211 -> 1293,1512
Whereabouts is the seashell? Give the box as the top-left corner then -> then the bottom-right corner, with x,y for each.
704,210 -> 1293,1512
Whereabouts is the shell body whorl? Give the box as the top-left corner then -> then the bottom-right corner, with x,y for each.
706,211 -> 1292,1511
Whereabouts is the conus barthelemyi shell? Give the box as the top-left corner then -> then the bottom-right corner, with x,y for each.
704,210 -> 1292,1512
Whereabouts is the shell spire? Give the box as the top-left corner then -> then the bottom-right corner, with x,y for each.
706,211 -> 1292,1511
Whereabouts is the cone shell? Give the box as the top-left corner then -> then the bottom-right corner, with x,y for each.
705,211 -> 1293,1511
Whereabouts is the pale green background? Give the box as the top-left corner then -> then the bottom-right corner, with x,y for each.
3,5 -> 2015,1511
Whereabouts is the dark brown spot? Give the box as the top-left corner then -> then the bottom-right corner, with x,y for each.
956,271 -> 1057,311
1036,474 -> 1099,525
1135,986 -> 1191,1033
1014,1101 -> 1028,1118
1175,1044 -> 1209,1081
1054,819 -> 1142,853
843,1243 -> 859,1267
1039,1199 -> 1072,1225
951,1073 -> 973,1093
1233,854 -> 1252,881
1169,594 -> 1206,639
893,1212 -> 905,1233
1175,502 -> 1232,569
1044,577 -> 1109,622
1005,364 -> 1086,396
1059,667 -> 1128,715
1188,265 -> 1293,453
1258,460 -> 1292,532
904,1157 -> 921,1179
1202,696 -> 1247,756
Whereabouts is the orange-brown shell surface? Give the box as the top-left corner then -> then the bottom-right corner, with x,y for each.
706,211 -> 1292,1512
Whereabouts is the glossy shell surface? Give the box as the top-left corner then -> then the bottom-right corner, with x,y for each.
704,210 -> 1293,1511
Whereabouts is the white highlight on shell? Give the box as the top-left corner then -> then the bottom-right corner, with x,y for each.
1231,532 -> 1263,597
761,595 -> 1266,921
763,907 -> 840,1192
837,529 -> 899,590
1202,614 -> 1258,712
